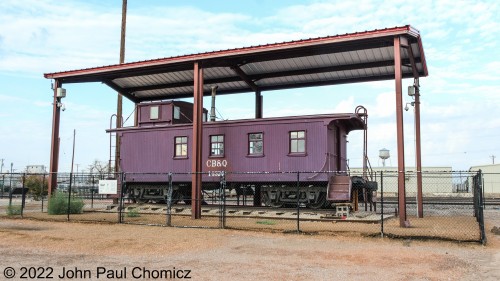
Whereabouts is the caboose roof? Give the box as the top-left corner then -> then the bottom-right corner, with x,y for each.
107,112 -> 366,133
44,25 -> 427,103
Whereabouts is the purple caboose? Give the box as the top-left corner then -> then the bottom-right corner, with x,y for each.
109,101 -> 366,208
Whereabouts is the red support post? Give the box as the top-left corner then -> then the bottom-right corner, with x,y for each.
48,80 -> 62,196
394,37 -> 409,227
255,90 -> 262,119
191,62 -> 203,219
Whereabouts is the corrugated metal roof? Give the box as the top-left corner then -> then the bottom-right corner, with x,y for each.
44,25 -> 428,103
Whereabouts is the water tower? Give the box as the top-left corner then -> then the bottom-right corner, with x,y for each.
379,148 -> 390,167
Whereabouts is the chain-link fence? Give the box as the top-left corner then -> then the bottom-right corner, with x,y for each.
1,170 -> 491,244
377,171 -> 486,243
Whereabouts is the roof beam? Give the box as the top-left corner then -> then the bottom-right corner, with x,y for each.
124,76 -> 242,93
103,79 -> 139,103
213,38 -> 394,67
119,58 -> 420,95
251,73 -> 417,92
230,65 -> 259,91
405,45 -> 420,78
251,58 -> 420,81
131,70 -> 417,102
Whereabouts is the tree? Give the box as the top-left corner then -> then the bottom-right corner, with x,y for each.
25,174 -> 48,200
87,160 -> 112,179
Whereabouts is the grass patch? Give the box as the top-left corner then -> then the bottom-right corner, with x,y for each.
126,208 -> 140,217
256,220 -> 277,225
48,192 -> 84,215
7,205 -> 22,216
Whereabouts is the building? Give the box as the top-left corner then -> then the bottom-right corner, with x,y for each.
25,165 -> 47,174
351,166 -> 454,196
469,164 -> 500,196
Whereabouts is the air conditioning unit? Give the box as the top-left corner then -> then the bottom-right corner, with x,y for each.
56,87 -> 66,98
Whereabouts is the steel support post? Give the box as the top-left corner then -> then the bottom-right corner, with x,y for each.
191,62 -> 204,219
48,79 -> 62,196
255,90 -> 262,118
394,37 -> 408,227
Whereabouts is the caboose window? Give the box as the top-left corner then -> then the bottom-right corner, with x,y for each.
289,130 -> 306,154
173,106 -> 180,120
150,106 -> 159,120
174,136 -> 188,158
248,133 -> 263,155
210,135 -> 224,157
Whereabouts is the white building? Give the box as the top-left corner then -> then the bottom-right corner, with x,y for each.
469,164 -> 500,196
25,165 -> 47,174
350,166 -> 454,196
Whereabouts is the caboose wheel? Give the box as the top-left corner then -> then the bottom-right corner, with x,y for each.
306,192 -> 326,209
262,193 -> 284,208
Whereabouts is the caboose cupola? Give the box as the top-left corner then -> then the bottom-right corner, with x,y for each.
136,101 -> 207,127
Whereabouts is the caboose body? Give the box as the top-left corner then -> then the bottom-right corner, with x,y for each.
110,101 -> 368,208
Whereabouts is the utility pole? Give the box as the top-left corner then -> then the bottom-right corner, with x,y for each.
115,0 -> 127,175
491,155 -> 496,164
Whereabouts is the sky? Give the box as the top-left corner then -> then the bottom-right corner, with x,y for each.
0,0 -> 498,173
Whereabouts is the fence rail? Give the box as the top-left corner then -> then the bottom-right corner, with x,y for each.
0,170 -> 491,244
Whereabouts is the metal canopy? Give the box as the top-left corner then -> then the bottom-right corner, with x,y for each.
44,25 -> 427,103
45,25 -> 428,224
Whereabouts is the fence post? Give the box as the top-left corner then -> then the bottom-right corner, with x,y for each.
220,172 -> 226,229
380,171 -> 384,238
8,173 -> 13,208
478,170 -> 487,245
482,174 -> 486,210
119,172 -> 125,223
67,173 -> 73,221
166,172 -> 173,227
296,171 -> 300,234
42,174 -> 47,212
91,175 -> 94,209
20,173 -> 25,217
1,174 -> 4,198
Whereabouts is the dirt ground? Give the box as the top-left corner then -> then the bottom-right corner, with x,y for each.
0,210 -> 499,280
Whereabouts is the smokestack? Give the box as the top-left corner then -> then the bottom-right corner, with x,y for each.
210,85 -> 218,122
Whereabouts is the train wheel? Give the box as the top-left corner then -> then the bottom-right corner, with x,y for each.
170,190 -> 181,204
306,192 -> 326,209
137,198 -> 149,204
262,192 -> 284,208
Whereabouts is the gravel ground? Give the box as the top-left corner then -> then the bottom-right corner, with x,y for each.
0,209 -> 499,280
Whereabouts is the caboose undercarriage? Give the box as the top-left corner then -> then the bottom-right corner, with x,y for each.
125,177 -> 376,210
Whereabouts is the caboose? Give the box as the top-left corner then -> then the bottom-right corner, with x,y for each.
109,100 -> 372,209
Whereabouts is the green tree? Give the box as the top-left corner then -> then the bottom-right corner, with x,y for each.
24,174 -> 48,200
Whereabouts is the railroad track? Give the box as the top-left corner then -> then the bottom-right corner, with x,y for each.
381,197 -> 500,206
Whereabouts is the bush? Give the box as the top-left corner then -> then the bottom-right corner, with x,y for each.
7,205 -> 22,216
25,175 -> 48,201
126,208 -> 140,217
48,192 -> 84,215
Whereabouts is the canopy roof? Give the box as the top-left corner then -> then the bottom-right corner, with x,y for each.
44,25 -> 427,103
